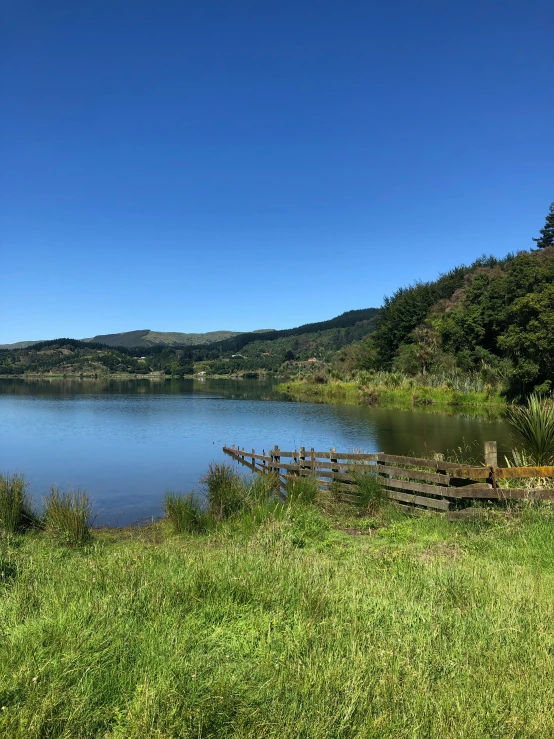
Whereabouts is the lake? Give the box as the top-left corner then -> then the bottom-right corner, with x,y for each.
0,377 -> 513,525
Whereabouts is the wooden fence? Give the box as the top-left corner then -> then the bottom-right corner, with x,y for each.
223,442 -> 554,512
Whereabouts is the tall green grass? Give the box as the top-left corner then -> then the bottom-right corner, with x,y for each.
43,486 -> 92,546
285,475 -> 319,504
3,504 -> 554,736
351,469 -> 389,513
0,473 -> 34,534
201,462 -> 247,520
163,491 -> 209,534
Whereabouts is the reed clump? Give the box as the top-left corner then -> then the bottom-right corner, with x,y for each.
0,473 -> 35,534
201,462 -> 249,520
43,486 -> 92,546
351,469 -> 389,513
163,491 -> 209,534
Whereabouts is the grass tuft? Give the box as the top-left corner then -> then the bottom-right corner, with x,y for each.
202,462 -> 247,519
163,491 -> 209,534
285,475 -> 319,504
43,486 -> 92,546
0,473 -> 36,534
351,469 -> 389,513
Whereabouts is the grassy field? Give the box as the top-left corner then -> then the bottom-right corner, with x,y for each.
2,491 -> 554,738
276,378 -> 506,416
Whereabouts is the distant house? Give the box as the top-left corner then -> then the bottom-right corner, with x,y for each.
197,371 -> 206,376
307,357 -> 318,363
263,352 -> 271,356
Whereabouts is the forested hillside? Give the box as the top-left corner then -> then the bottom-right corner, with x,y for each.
338,245 -> 554,398
0,309 -> 380,377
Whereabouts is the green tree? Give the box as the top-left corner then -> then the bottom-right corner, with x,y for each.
533,202 -> 554,248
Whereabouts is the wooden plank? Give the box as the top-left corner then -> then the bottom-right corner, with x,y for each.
266,451 -> 380,461
495,466 -> 554,480
383,478 -> 451,498
448,486 -> 554,500
387,490 -> 450,511
305,459 -> 378,471
376,465 -> 451,485
223,448 -> 272,463
377,453 -> 489,477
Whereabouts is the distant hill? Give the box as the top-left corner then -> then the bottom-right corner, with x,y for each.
81,329 -> 248,349
0,340 -> 43,349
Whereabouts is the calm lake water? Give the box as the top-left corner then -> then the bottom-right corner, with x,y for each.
1,378 -> 513,525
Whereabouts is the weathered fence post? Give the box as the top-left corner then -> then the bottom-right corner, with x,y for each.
485,441 -> 498,488
274,445 -> 280,478
299,446 -> 306,477
311,447 -> 316,477
484,441 -> 498,468
330,447 -> 339,487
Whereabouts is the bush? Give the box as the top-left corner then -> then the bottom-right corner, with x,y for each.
285,475 -> 319,505
43,487 -> 92,546
507,393 -> 554,466
202,463 -> 247,520
0,473 -> 35,534
164,492 -> 208,534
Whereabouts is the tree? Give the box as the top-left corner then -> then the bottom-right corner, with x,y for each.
533,202 -> 554,248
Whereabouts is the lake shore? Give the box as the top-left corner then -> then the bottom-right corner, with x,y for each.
276,379 -> 507,417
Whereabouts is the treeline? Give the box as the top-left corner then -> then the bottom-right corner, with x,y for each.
338,246 -> 554,398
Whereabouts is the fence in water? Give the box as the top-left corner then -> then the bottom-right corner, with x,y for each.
223,442 -> 554,512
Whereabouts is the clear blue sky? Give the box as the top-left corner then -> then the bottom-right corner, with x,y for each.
1,0 -> 552,343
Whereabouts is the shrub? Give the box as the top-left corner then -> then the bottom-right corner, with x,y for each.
0,473 -> 35,534
43,487 -> 92,546
202,463 -> 247,520
351,470 -> 389,513
164,491 -> 208,534
507,393 -> 554,466
285,475 -> 319,505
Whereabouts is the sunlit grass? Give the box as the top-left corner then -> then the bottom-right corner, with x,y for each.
2,491 -> 554,737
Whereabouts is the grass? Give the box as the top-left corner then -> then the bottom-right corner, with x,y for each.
276,373 -> 506,415
2,486 -> 554,736
0,473 -> 35,534
43,486 -> 93,546
201,462 -> 248,520
164,491 -> 209,534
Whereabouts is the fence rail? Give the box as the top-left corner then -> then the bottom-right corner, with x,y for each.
223,442 -> 554,512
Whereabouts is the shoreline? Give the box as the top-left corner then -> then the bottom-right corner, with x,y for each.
275,379 -> 507,416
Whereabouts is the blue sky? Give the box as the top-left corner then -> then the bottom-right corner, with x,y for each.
1,0 -> 552,343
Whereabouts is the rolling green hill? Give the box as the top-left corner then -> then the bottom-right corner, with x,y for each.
81,329 -> 247,348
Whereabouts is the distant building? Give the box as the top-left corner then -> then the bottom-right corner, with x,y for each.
307,357 -> 318,363
197,371 -> 206,376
